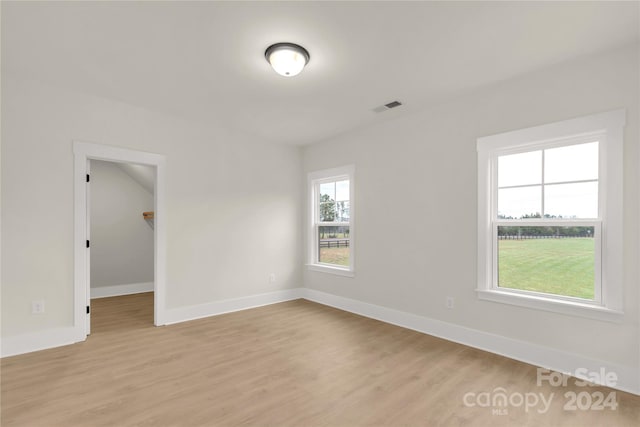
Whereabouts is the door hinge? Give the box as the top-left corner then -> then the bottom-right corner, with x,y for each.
86,174 -> 90,183
86,240 -> 90,248
86,305 -> 90,314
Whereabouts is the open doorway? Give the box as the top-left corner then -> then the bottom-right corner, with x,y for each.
73,141 -> 167,339
88,160 -> 156,334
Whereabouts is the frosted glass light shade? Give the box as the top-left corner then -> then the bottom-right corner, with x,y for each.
265,43 -> 310,77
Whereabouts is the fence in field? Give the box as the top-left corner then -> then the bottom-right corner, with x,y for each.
498,235 -> 593,240
319,238 -> 350,248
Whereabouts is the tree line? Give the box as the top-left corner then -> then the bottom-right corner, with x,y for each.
497,213 -> 593,237
319,194 -> 350,239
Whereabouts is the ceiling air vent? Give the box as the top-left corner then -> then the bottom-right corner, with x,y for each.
372,100 -> 403,113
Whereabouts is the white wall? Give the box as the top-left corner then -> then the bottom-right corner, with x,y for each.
90,160 -> 154,290
302,46 -> 639,374
1,75 -> 302,337
1,37 -> 637,393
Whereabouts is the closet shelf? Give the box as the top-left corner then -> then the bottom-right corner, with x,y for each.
143,211 -> 154,230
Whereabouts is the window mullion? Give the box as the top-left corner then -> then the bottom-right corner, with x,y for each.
541,149 -> 545,217
499,178 -> 598,190
492,222 -> 499,289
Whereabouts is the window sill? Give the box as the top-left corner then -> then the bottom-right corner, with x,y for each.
306,264 -> 355,278
476,289 -> 623,323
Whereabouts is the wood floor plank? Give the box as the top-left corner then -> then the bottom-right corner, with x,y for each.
2,293 -> 639,426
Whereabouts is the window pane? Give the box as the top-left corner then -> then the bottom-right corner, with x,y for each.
319,182 -> 335,200
497,226 -> 595,300
545,142 -> 598,184
336,180 -> 349,202
318,226 -> 350,266
319,202 -> 336,222
544,182 -> 598,219
498,151 -> 542,188
335,201 -> 350,222
498,186 -> 541,219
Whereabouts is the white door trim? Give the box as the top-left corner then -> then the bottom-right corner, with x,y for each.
73,141 -> 167,337
85,159 -> 91,333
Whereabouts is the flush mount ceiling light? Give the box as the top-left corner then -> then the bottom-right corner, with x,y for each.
265,42 -> 310,77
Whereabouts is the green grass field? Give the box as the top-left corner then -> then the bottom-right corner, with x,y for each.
319,247 -> 350,266
498,238 -> 595,299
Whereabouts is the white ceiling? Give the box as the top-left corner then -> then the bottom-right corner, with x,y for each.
2,1 -> 638,145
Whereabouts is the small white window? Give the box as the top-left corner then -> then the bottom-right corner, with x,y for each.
477,110 -> 625,321
308,165 -> 355,276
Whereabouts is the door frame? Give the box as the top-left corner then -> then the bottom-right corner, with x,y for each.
73,141 -> 167,336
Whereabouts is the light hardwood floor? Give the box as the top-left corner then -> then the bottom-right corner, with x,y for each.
2,293 -> 639,426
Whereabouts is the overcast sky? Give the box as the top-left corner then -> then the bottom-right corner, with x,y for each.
498,142 -> 598,219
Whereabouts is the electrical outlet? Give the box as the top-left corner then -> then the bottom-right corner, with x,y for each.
446,297 -> 454,309
269,273 -> 276,283
32,300 -> 45,314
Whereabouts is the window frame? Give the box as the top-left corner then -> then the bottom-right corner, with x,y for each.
477,110 -> 625,322
307,165 -> 355,277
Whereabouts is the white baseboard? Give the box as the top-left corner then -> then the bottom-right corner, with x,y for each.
91,282 -> 154,299
4,286 -> 637,397
1,288 -> 304,358
301,288 -> 639,396
1,327 -> 84,358
161,287 -> 305,325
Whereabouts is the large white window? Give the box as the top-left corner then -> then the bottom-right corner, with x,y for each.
477,110 -> 625,321
308,165 -> 355,276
